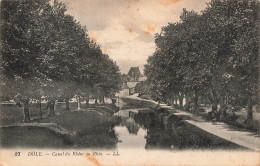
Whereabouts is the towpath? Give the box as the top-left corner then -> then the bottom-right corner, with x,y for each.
124,94 -> 260,151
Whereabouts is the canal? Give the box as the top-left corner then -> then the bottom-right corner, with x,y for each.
112,106 -> 247,150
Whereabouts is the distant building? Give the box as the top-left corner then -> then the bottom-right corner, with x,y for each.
128,67 -> 142,82
118,67 -> 147,96
121,83 -> 130,96
126,82 -> 139,95
115,83 -> 130,97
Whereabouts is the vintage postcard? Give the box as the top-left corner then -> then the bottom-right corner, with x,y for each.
0,0 -> 259,165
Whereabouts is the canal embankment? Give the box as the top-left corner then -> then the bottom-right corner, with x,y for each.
121,95 -> 260,151
0,104 -> 119,149
113,107 -> 246,150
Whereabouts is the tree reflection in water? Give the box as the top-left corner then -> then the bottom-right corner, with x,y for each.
134,109 -> 246,150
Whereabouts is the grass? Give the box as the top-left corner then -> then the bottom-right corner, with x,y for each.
1,126 -> 73,148
0,104 -> 119,149
38,110 -> 117,148
0,102 -> 78,125
192,105 -> 260,132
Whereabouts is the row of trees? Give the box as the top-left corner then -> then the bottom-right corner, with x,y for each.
1,0 -> 121,122
144,0 -> 259,126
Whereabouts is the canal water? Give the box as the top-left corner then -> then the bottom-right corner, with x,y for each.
113,106 -> 247,150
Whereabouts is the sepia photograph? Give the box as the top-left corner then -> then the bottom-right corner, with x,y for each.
0,0 -> 259,165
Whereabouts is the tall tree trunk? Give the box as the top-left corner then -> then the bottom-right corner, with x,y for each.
39,98 -> 42,119
99,95 -> 104,104
208,90 -> 219,119
49,100 -> 55,115
86,96 -> 89,108
210,100 -> 218,120
219,96 -> 227,122
211,101 -> 218,113
101,95 -> 105,104
24,98 -> 30,122
185,95 -> 190,111
193,90 -> 198,114
179,96 -> 183,110
246,95 -> 253,127
174,95 -> 178,106
170,98 -> 174,106
77,95 -> 81,109
95,98 -> 98,105
50,100 -> 55,115
65,97 -> 70,111
204,98 -> 207,107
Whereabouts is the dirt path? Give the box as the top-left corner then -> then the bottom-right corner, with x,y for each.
166,106 -> 260,151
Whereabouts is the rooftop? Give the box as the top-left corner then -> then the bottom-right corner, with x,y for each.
128,67 -> 141,77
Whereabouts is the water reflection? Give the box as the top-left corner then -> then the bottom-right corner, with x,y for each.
114,107 -> 246,150
114,126 -> 146,149
125,112 -> 140,135
114,108 -> 146,149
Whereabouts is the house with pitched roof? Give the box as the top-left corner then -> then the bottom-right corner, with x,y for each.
127,67 -> 146,94
116,67 -> 147,97
128,67 -> 141,81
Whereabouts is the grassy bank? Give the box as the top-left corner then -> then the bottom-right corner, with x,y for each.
0,105 -> 119,149
0,102 -> 78,125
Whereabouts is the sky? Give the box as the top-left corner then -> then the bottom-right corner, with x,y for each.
61,0 -> 210,74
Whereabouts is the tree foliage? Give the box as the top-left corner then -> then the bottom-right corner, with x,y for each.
1,0 -> 121,121
144,0 -> 259,124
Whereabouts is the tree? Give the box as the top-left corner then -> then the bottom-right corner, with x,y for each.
202,0 -> 259,122
144,0 -> 259,126
1,0 -> 53,121
98,54 -> 121,101
1,0 -> 100,120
